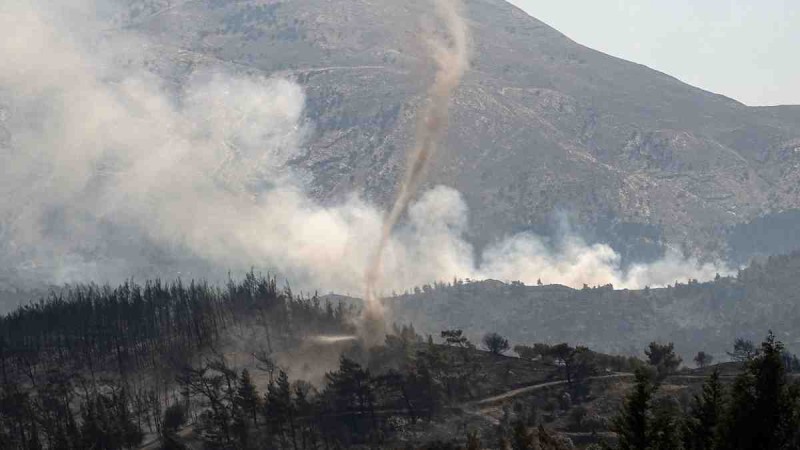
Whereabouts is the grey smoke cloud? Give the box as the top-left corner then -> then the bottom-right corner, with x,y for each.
0,0 -> 729,304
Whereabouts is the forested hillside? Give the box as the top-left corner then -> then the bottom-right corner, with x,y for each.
0,273 -> 355,449
3,271 -> 800,448
0,273 -> 589,449
388,251 -> 800,359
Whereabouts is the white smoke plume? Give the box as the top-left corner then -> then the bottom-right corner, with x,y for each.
0,1 -> 729,312
362,0 -> 470,342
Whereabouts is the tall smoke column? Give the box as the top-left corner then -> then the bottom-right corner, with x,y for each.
361,0 -> 470,344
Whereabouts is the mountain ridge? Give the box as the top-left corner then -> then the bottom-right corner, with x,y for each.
385,250 -> 800,360
7,0 -> 800,265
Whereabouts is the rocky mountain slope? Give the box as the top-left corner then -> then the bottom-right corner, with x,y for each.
13,0 -> 800,262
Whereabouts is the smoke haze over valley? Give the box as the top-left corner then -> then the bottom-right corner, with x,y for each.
0,0 -> 742,307
3,2 -> 800,449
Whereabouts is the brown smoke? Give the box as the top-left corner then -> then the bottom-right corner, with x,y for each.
361,0 -> 470,344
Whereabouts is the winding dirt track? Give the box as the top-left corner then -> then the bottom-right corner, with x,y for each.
468,373 -> 635,407
462,371 -> 748,426
461,373 -> 635,425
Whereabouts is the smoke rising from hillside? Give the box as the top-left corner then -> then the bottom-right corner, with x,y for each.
363,0 -> 470,341
0,1 -> 728,308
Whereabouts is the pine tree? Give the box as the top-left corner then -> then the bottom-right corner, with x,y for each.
649,398 -> 683,450
236,369 -> 260,425
111,388 -> 144,449
613,368 -> 655,450
645,342 -> 682,381
684,369 -> 724,450
231,408 -> 249,449
266,370 -> 296,450
717,332 -> 800,450
80,395 -> 113,450
293,381 -> 318,450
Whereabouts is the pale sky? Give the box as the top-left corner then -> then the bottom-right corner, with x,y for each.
506,0 -> 799,106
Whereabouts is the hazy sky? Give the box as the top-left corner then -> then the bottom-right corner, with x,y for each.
506,0 -> 799,106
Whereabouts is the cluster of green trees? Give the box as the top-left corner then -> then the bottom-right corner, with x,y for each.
0,273 -> 354,449
610,332 -> 800,450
